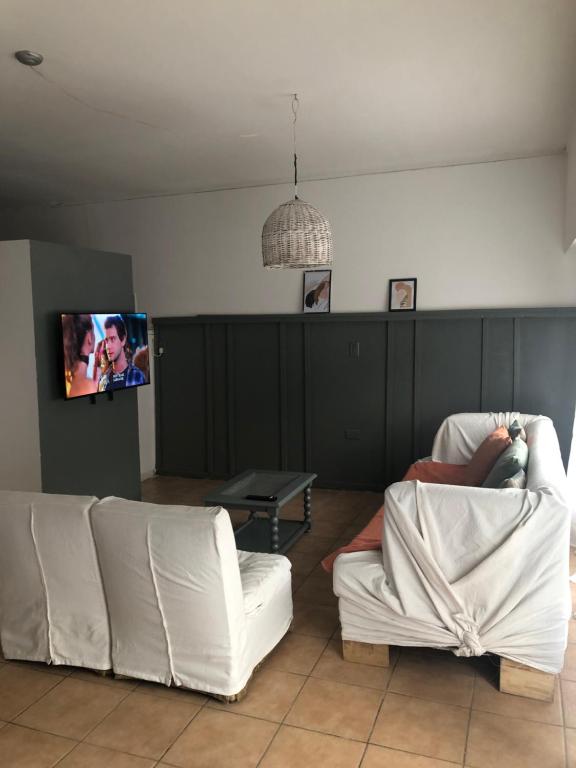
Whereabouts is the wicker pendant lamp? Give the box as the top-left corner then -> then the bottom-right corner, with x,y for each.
262,95 -> 333,268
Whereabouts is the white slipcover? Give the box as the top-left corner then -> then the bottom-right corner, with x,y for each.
334,413 -> 571,673
91,497 -> 292,696
0,491 -> 111,670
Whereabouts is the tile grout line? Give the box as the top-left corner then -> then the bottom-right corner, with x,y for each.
383,687 -> 474,713
154,697 -> 208,766
62,678 -> 205,765
358,645 -> 400,767
252,654 -> 311,768
3,667 -> 68,722
252,584 -> 384,766
560,677 -> 569,768
2,721 -> 78,766
365,647 -> 480,766
46,675 -> 136,766
460,663 -> 476,768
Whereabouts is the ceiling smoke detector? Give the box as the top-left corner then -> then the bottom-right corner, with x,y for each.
15,50 -> 44,66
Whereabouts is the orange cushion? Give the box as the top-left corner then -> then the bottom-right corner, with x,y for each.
321,505 -> 384,573
465,426 -> 512,485
320,461 -> 473,573
403,461 -> 471,485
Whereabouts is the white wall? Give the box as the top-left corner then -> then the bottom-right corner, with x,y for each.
3,154 -> 576,478
0,241 -> 42,490
566,120 -> 576,251
3,156 -> 576,317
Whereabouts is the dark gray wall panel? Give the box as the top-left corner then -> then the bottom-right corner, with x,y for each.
30,241 -> 141,500
210,323 -> 229,476
386,320 -> 415,484
155,323 -> 206,476
232,323 -> 281,471
154,308 -> 576,490
285,323 -> 306,472
514,317 -> 576,463
481,318 -> 514,412
414,319 -> 483,457
309,322 -> 386,487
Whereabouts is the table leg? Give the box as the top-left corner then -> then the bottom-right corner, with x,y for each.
270,511 -> 280,553
304,486 -> 312,530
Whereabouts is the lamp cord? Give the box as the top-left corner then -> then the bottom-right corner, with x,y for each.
292,93 -> 299,200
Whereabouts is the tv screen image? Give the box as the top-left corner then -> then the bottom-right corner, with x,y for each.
61,312 -> 150,399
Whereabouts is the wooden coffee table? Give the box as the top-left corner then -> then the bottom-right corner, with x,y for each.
204,469 -> 317,554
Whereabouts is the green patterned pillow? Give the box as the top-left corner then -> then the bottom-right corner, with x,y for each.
508,419 -> 526,442
483,439 -> 529,489
499,468 -> 527,489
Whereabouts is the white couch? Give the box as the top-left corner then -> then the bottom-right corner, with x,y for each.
334,413 -> 571,699
0,492 -> 292,699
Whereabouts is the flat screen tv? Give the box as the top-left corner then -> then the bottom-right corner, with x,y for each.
61,312 -> 150,399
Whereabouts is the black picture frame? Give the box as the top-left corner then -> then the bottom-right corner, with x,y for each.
388,278 -> 417,312
303,270 -> 332,314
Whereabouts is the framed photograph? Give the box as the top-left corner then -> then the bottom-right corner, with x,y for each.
303,270 -> 332,313
388,278 -> 417,312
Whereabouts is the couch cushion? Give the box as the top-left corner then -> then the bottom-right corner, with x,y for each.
237,551 -> 292,615
483,438 -> 529,488
466,426 -> 512,485
403,461 -> 471,485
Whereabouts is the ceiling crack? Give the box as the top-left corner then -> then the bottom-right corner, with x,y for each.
30,67 -> 166,132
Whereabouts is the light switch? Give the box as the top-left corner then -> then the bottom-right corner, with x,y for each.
349,341 -> 360,358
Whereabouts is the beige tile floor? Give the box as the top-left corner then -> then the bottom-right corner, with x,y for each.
0,476 -> 574,767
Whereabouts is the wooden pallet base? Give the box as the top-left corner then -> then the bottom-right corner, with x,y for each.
111,671 -> 250,702
211,650 -> 273,702
92,669 -> 113,678
499,657 -> 555,702
211,684 -> 249,703
342,639 -> 390,667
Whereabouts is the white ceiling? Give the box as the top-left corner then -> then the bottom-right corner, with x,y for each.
1,0 -> 576,207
